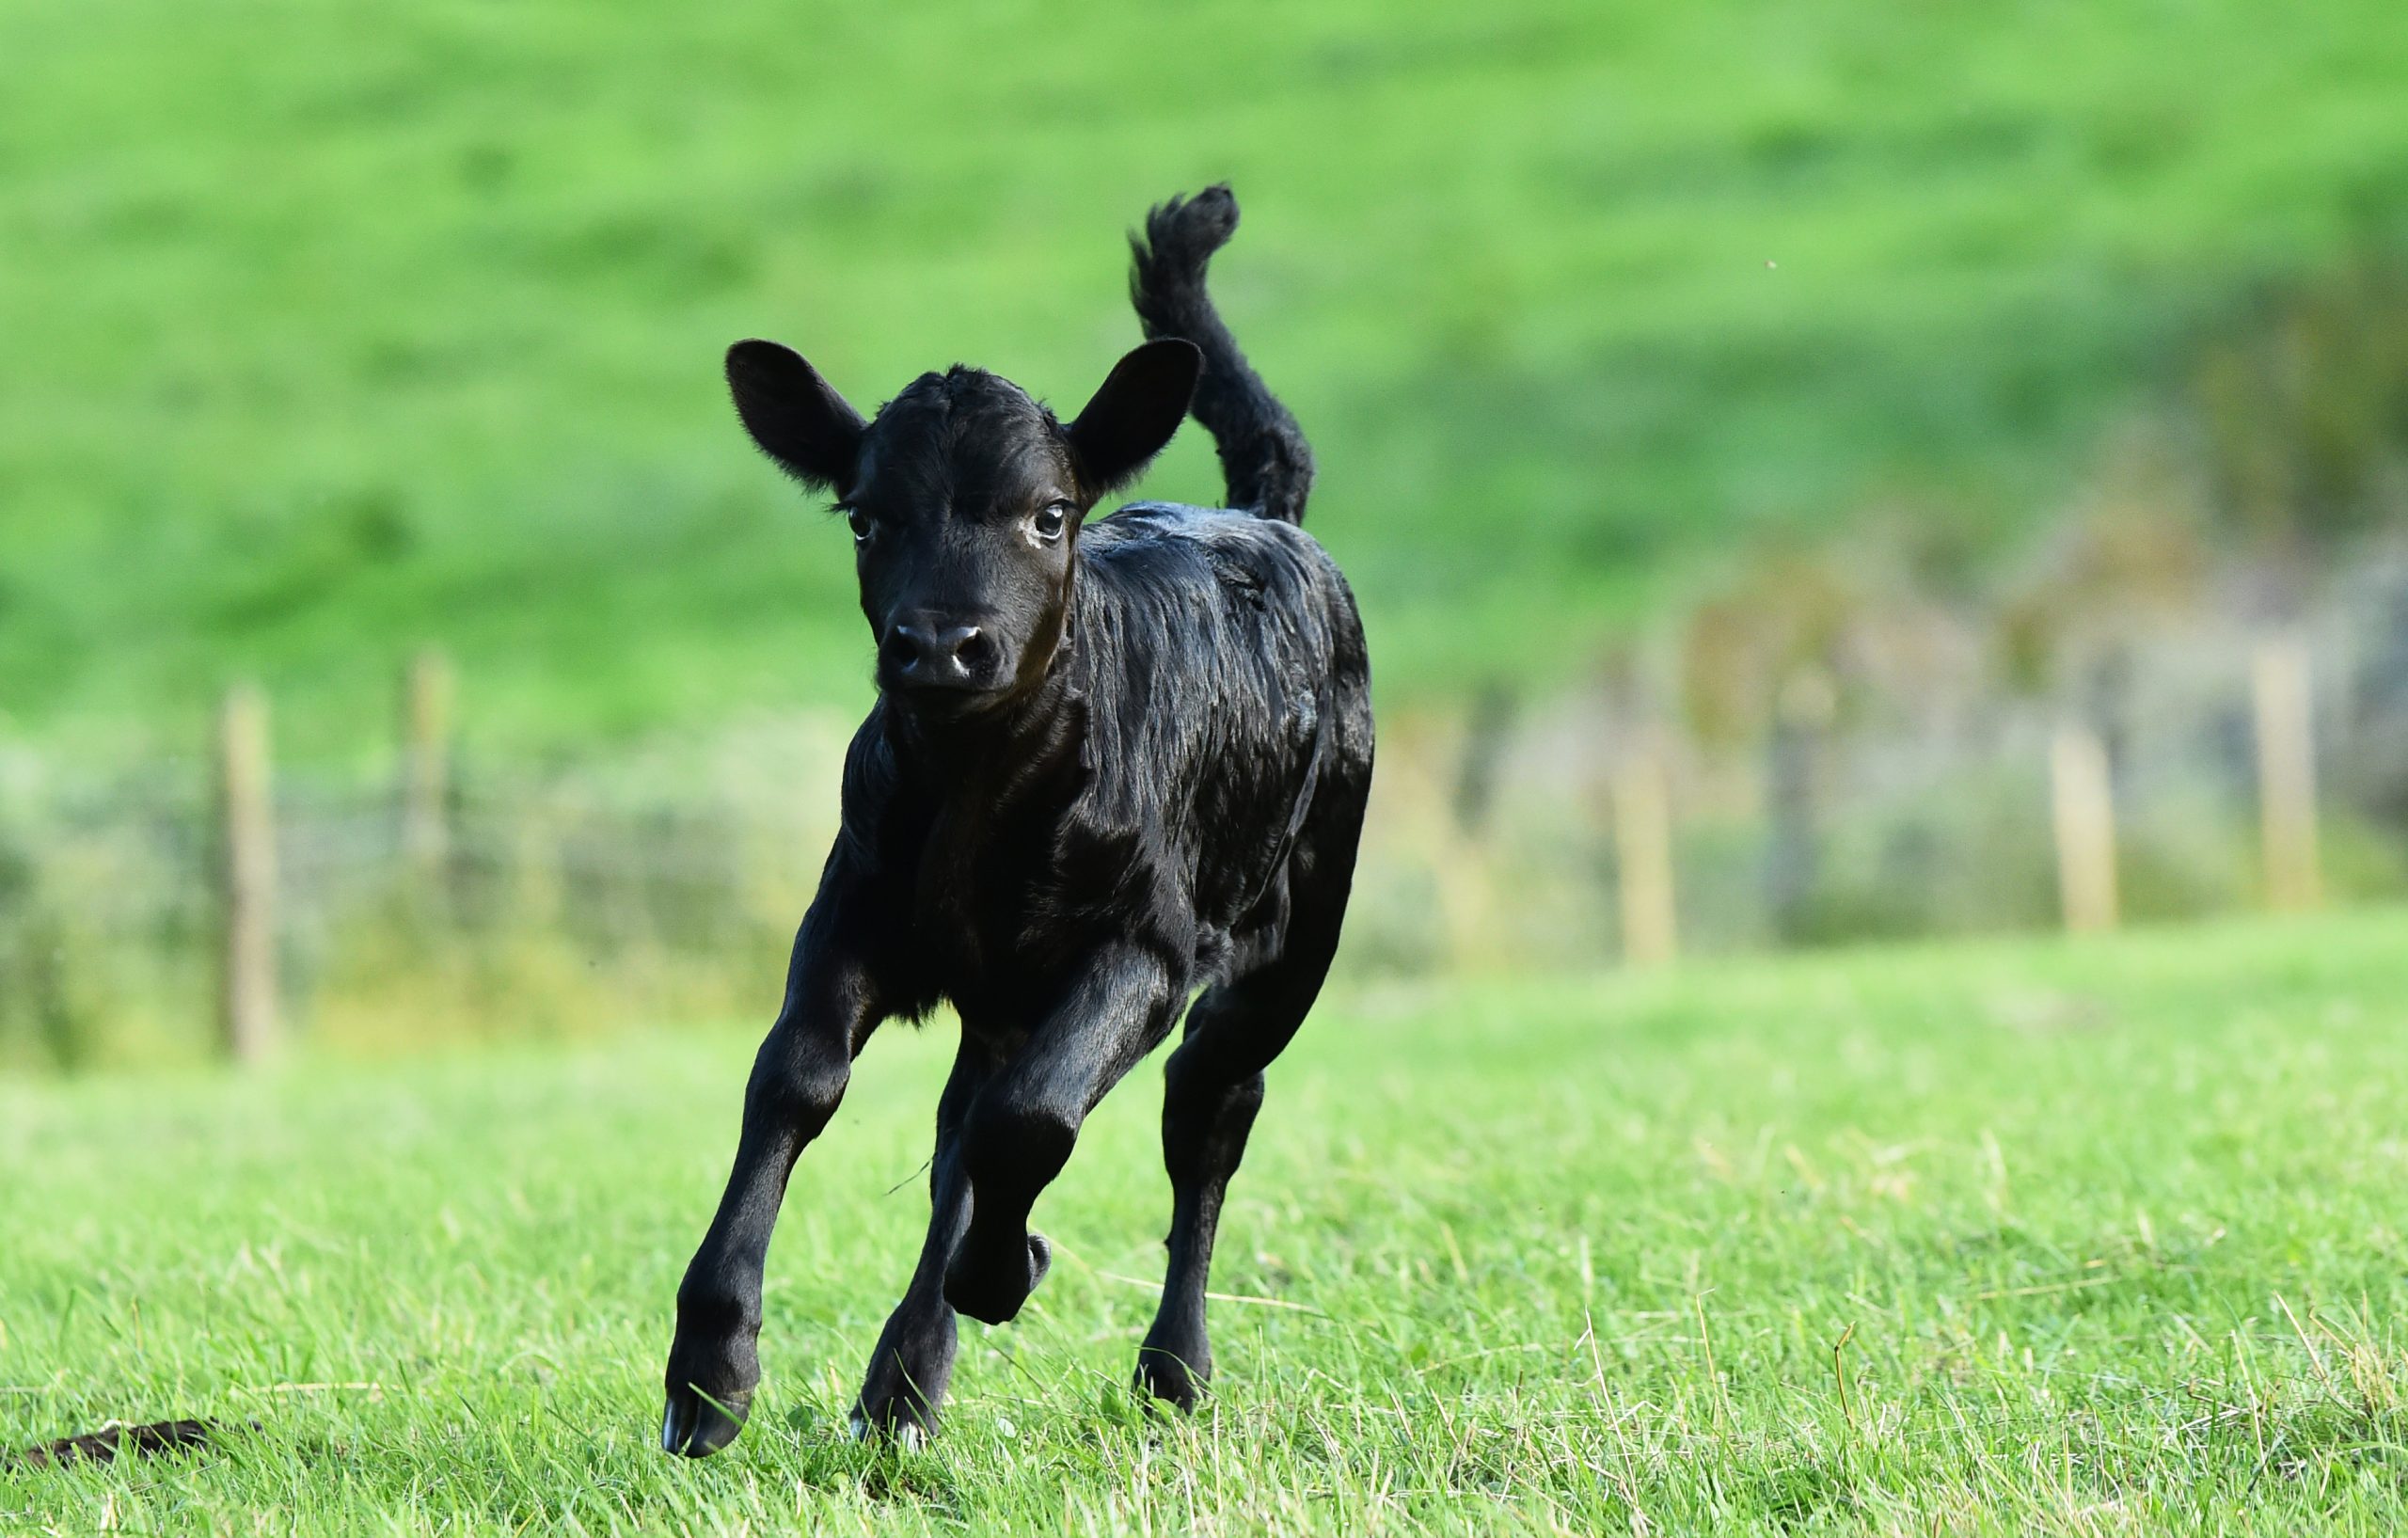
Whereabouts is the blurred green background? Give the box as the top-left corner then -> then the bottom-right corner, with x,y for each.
8,0 -> 2407,762
13,15 -> 2408,1521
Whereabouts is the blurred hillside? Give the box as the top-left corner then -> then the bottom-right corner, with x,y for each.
6,0 -> 2408,760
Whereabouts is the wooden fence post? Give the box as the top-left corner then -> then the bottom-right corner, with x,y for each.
1765,668 -> 1834,944
2050,722 -> 2118,935
1610,737 -> 1678,966
400,647 -> 454,880
2252,632 -> 2321,912
1383,714 -> 1491,971
218,684 -> 278,1064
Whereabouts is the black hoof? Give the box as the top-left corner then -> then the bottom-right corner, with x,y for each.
660,1384 -> 750,1458
943,1231 -> 1052,1325
852,1306 -> 959,1448
1134,1343 -> 1208,1412
849,1407 -> 932,1451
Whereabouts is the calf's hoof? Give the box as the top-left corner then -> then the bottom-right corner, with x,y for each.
851,1315 -> 957,1450
1134,1343 -> 1209,1413
660,1383 -> 750,1458
943,1231 -> 1052,1325
849,1410 -> 930,1451
662,1290 -> 760,1457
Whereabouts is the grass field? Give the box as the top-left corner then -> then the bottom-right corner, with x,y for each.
5,912 -> 2408,1532
8,0 -> 2408,756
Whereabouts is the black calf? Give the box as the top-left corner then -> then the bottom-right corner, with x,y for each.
661,185 -> 1373,1456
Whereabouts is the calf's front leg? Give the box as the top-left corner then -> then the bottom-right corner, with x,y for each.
943,943 -> 1182,1325
849,1035 -> 994,1447
662,918 -> 881,1457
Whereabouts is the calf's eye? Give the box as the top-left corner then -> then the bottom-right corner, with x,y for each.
1032,502 -> 1069,543
845,506 -> 873,543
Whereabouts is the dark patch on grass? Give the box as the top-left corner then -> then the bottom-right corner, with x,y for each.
6,1418 -> 215,1471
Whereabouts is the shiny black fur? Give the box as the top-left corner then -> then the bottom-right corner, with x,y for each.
661,186 -> 1372,1456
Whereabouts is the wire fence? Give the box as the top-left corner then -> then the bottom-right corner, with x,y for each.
6,565 -> 2408,1070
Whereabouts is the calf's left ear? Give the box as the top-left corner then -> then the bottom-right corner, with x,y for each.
1066,339 -> 1201,498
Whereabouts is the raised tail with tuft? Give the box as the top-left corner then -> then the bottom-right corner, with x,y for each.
1128,185 -> 1315,525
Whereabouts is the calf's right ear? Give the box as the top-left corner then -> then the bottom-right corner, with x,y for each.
726,340 -> 866,492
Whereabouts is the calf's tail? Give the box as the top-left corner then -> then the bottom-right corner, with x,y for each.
1128,185 -> 1315,525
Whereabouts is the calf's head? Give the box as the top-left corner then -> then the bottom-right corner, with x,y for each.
726,338 -> 1201,713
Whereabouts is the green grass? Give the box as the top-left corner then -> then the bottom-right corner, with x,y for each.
7,0 -> 2408,757
6,912 -> 2408,1532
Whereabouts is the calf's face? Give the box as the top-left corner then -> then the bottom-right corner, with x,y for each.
726,339 -> 1200,713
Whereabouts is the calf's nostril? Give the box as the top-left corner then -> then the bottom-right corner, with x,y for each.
949,627 -> 996,674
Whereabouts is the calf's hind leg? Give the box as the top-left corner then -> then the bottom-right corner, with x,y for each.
1136,759 -> 1366,1410
1134,960 -> 1319,1408
1138,898 -> 1349,1409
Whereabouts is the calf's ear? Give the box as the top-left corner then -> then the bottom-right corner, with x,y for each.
1066,339 -> 1201,498
726,340 -> 866,492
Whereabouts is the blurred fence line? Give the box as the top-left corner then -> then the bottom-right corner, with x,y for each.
7,564 -> 2408,1069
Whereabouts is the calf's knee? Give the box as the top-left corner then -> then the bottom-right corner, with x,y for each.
960,1093 -> 1080,1204
747,1032 -> 851,1130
